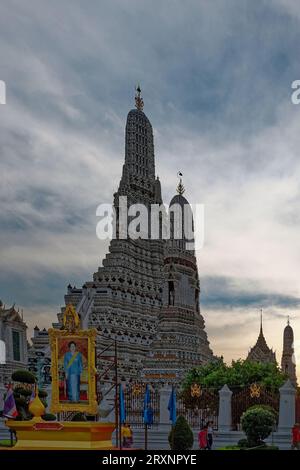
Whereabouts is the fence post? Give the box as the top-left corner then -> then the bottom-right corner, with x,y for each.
218,384 -> 232,432
159,385 -> 172,425
278,379 -> 296,433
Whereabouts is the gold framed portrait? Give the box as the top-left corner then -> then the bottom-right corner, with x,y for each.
48,305 -> 98,415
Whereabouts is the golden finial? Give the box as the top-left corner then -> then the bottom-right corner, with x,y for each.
62,304 -> 80,332
177,171 -> 185,195
28,384 -> 46,419
135,84 -> 144,111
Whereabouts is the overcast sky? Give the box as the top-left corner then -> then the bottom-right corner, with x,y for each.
1,0 -> 300,376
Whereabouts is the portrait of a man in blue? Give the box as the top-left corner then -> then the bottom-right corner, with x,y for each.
63,341 -> 83,402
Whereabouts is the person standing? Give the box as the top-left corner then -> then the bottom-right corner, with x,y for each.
206,421 -> 214,450
122,423 -> 133,448
198,424 -> 208,450
291,423 -> 300,450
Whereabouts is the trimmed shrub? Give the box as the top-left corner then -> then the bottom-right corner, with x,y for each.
247,404 -> 278,422
14,397 -> 27,408
42,413 -> 56,421
237,438 -> 248,448
12,370 -> 36,384
241,407 -> 275,446
13,387 -> 32,397
71,412 -> 87,421
168,416 -> 194,450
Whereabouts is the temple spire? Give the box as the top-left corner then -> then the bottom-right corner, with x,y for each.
287,315 -> 290,325
135,84 -> 144,111
176,171 -> 185,195
260,308 -> 263,335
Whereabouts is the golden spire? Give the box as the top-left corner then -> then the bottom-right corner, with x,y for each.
176,171 -> 185,195
135,84 -> 144,111
62,304 -> 80,332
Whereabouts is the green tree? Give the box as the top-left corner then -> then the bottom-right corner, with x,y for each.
241,406 -> 276,447
168,416 -> 194,450
182,359 -> 286,392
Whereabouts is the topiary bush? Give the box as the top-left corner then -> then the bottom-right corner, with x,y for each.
168,416 -> 194,450
13,387 -> 32,397
71,412 -> 87,421
42,413 -> 56,421
12,370 -> 36,384
241,406 -> 276,446
247,404 -> 278,423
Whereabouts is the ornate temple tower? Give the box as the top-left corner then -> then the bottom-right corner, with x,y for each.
142,179 -> 213,383
57,89 -> 214,382
281,318 -> 297,387
59,88 -> 165,380
247,311 -> 276,364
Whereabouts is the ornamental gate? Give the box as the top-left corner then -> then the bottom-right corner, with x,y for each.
124,383 -> 160,428
231,384 -> 279,430
178,386 -> 219,429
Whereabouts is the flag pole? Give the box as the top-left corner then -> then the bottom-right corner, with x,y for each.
119,384 -> 122,450
145,422 -> 148,450
114,339 -> 119,448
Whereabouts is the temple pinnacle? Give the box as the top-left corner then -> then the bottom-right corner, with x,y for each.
135,84 -> 144,111
176,171 -> 185,195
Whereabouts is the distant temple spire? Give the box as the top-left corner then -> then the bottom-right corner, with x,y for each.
135,84 -> 144,111
176,171 -> 185,195
281,316 -> 297,386
246,309 -> 276,364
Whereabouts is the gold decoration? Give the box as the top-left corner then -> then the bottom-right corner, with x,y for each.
132,383 -> 142,396
250,383 -> 261,398
62,303 -> 80,332
48,323 -> 98,415
191,383 -> 202,398
28,386 -> 45,418
135,85 -> 144,111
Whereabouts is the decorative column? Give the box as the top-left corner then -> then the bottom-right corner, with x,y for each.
159,385 -> 172,425
218,384 -> 232,432
278,379 -> 296,433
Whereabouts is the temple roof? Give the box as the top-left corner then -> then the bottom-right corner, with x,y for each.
247,310 -> 276,364
0,302 -> 25,324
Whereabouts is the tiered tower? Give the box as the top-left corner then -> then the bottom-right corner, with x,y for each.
142,179 -> 213,383
281,317 -> 297,387
247,310 -> 276,364
60,89 -> 165,380
57,89 -> 213,382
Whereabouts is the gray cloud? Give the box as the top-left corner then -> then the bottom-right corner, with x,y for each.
201,276 -> 300,309
1,1 -> 300,374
